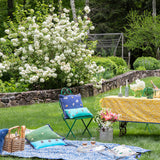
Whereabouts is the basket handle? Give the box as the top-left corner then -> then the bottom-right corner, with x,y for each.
8,126 -> 20,137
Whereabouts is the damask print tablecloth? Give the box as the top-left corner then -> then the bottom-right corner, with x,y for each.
100,96 -> 160,123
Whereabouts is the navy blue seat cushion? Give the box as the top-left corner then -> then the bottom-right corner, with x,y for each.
0,128 -> 8,154
59,94 -> 83,119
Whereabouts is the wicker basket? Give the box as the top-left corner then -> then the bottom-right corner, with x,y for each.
154,89 -> 160,98
3,126 -> 25,153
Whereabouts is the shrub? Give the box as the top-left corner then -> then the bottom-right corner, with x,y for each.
91,57 -> 117,69
107,56 -> 127,67
107,56 -> 129,75
0,4 -> 104,90
116,66 -> 129,75
91,56 -> 117,79
133,57 -> 160,70
135,66 -> 146,71
0,78 -> 29,93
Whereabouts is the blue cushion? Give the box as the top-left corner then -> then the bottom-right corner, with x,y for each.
59,94 -> 83,119
0,129 -> 8,154
65,107 -> 93,119
31,139 -> 66,149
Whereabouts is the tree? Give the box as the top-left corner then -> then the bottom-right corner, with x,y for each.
152,0 -> 156,17
89,0 -> 160,33
8,0 -> 14,18
85,0 -> 89,6
124,11 -> 160,59
70,0 -> 77,22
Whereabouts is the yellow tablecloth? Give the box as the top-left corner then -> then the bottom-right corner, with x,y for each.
100,96 -> 160,123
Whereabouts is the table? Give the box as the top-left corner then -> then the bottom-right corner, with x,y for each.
100,96 -> 160,136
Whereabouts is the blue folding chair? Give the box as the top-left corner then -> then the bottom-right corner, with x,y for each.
59,87 -> 93,138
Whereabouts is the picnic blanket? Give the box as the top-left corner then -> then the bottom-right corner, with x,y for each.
1,140 -> 150,160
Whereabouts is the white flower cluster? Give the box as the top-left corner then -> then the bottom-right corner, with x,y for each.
130,79 -> 145,91
0,51 -> 11,76
0,5 -> 104,88
84,6 -> 91,14
0,62 -> 11,76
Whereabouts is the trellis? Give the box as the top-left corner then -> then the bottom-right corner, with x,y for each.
88,33 -> 124,58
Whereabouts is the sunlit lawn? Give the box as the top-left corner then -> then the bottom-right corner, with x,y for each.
0,76 -> 160,160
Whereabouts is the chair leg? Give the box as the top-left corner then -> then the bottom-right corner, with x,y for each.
145,123 -> 151,133
64,118 -> 77,138
81,118 -> 93,137
119,122 -> 127,136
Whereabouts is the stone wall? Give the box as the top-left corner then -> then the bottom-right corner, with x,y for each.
0,70 -> 160,108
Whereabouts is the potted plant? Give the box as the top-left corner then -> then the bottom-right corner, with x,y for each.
94,108 -> 120,141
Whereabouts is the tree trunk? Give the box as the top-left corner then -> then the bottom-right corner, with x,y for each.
152,0 -> 158,58
8,0 -> 14,19
70,0 -> 77,22
58,0 -> 62,15
156,48 -> 160,60
85,0 -> 89,6
152,0 -> 156,17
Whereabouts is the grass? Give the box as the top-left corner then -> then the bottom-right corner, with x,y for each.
0,76 -> 160,160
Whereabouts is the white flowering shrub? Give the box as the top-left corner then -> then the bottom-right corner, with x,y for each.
0,4 -> 104,90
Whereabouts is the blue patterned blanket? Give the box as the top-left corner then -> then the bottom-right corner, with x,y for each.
1,140 -> 150,160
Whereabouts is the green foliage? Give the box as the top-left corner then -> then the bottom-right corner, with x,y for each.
133,57 -> 160,70
124,11 -> 160,58
91,56 -> 117,79
0,0 -> 8,37
135,66 -> 146,71
0,78 -> 29,93
116,65 -> 129,75
91,56 -> 117,70
96,48 -> 114,57
91,56 -> 130,79
1,0 -> 160,38
107,56 -> 129,75
89,0 -> 157,33
107,56 -> 128,67
0,0 -> 86,38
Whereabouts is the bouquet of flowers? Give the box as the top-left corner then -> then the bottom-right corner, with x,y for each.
94,108 -> 120,129
130,79 -> 145,91
130,79 -> 145,97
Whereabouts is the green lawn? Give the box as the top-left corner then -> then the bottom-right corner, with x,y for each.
0,76 -> 160,160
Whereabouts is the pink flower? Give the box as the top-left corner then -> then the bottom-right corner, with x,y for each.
95,108 -> 120,127
105,115 -> 112,121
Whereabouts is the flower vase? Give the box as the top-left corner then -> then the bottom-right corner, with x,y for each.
99,127 -> 113,141
134,90 -> 143,98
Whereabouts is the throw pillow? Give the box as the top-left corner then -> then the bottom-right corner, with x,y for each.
111,145 -> 137,157
31,139 -> 66,149
65,107 -> 93,119
0,129 -> 8,154
25,124 -> 64,143
59,94 -> 84,119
